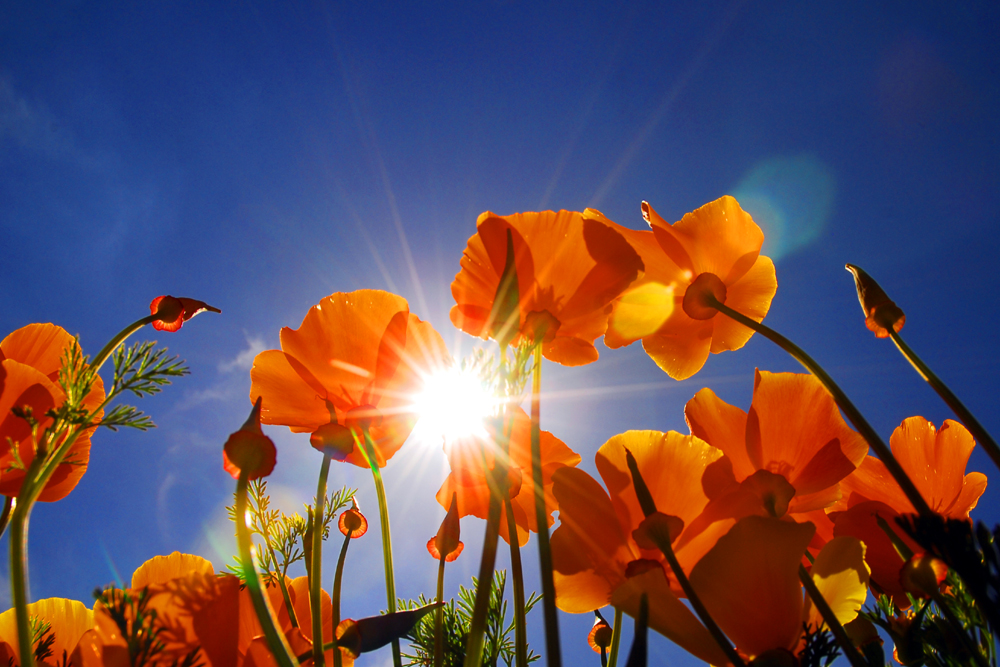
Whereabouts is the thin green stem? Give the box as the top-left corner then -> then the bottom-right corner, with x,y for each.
9,485 -> 34,667
0,497 -> 13,540
311,453 -> 332,667
434,557 -> 446,667
529,345 -> 562,667
361,430 -> 402,667
709,297 -> 933,518
261,517 -> 298,629
464,489 -> 502,667
236,470 -> 300,667
887,329 -> 1000,472
333,533 -> 351,667
607,608 -> 623,667
798,565 -> 868,667
91,314 -> 157,372
465,349 -> 511,667
504,495 -> 528,667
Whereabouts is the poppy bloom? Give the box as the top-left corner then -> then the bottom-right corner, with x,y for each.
686,516 -> 869,662
830,417 -> 986,605
450,210 -> 644,366
549,430 -> 735,665
149,296 -> 221,332
683,370 -> 868,524
436,407 -> 580,546
0,323 -> 106,501
590,197 -> 777,381
250,290 -> 449,468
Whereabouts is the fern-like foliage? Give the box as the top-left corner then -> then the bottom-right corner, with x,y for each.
399,570 -> 540,667
225,479 -> 355,583
797,623 -> 841,667
100,341 -> 189,431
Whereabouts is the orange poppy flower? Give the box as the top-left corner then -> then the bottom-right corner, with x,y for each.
588,196 -> 777,380
450,210 -> 644,366
830,417 -> 986,606
435,407 -> 580,546
0,597 -> 94,666
687,516 -> 869,662
0,323 -> 106,501
683,370 -> 868,523
549,430 -> 736,665
250,290 -> 449,468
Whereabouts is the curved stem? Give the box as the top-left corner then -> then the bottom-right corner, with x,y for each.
361,430 -> 402,667
434,557 -> 446,667
236,470 -> 300,667
9,491 -> 34,667
504,496 -> 528,667
91,314 -> 157,372
607,608 -> 623,667
333,533 -> 351,667
311,453 -> 332,667
709,297 -> 932,518
798,565 -> 867,667
529,346 -> 562,667
888,329 -> 1000,472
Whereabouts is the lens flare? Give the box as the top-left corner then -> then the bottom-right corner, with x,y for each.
413,366 -> 495,444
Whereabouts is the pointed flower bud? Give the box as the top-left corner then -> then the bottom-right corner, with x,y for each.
223,397 -> 277,480
427,493 -> 463,561
310,422 -> 355,461
845,264 -> 905,338
336,603 -> 442,657
588,611 -> 613,654
339,498 -> 368,538
150,295 -> 221,332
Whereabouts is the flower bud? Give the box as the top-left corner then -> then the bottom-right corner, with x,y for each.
587,612 -> 613,654
427,493 -> 463,561
845,264 -> 905,338
339,498 -> 368,538
223,397 -> 276,480
150,296 -> 221,332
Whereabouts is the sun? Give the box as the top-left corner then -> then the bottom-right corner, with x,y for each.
412,365 -> 496,444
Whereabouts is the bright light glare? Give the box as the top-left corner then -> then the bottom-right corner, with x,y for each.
414,367 -> 495,443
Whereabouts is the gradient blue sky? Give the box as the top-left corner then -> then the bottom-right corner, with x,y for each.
2,1 -> 999,664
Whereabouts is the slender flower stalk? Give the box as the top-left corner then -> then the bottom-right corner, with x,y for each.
464,430 -> 506,667
434,557 -> 446,667
607,608 -> 623,667
706,296 -> 933,518
465,352 -> 512,667
528,345 -> 563,667
360,429 -> 402,667
504,496 -> 529,667
236,468 -> 300,667
89,314 -> 157,372
624,451 -> 746,667
798,565 -> 868,667
885,329 -> 1000,472
333,531 -> 350,667
311,453 -> 332,667
258,510 -> 298,628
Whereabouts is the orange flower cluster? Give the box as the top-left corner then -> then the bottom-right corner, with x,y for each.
0,552 -> 354,667
548,369 -> 987,662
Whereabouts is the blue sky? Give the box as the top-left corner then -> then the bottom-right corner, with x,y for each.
2,1 -> 998,664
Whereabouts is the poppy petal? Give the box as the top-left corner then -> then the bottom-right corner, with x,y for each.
709,255 -> 777,354
640,315 -> 713,381
131,552 -> 215,589
804,536 -> 870,630
689,515 -> 815,658
0,323 -> 77,380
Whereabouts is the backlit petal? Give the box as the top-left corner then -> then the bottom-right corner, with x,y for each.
640,314 -> 713,381
709,255 -> 777,354
804,536 -> 870,630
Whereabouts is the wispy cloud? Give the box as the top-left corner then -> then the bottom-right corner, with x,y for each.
218,334 -> 267,373
174,333 -> 267,410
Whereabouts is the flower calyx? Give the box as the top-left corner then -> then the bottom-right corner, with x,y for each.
682,272 -> 727,320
